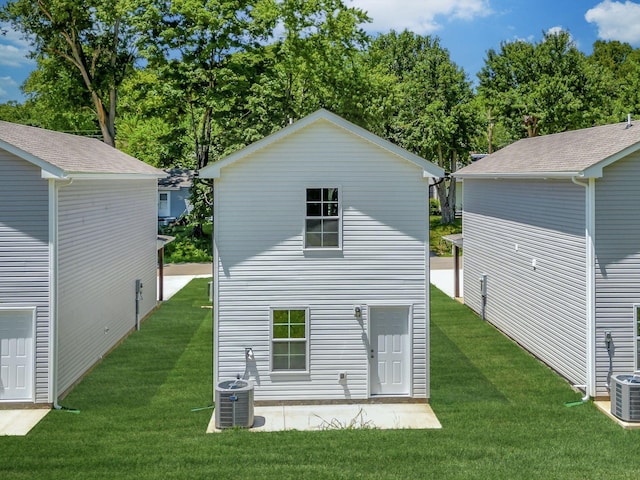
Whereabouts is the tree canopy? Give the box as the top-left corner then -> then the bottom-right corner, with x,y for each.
0,0 -> 140,146
365,30 -> 479,223
3,7 -> 640,224
477,30 -> 606,142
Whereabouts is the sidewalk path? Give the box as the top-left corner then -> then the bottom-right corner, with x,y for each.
157,263 -> 212,301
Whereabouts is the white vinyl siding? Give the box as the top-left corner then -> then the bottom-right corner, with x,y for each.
462,178 -> 587,389
0,151 -> 50,403
214,120 -> 429,402
595,153 -> 640,395
56,180 -> 158,394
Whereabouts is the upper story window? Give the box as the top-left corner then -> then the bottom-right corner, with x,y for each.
305,188 -> 340,248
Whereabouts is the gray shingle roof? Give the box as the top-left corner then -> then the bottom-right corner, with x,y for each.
158,168 -> 194,189
0,120 -> 164,177
455,121 -> 640,178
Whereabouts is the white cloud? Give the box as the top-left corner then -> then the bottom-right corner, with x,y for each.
0,22 -> 33,67
546,26 -> 564,36
0,76 -> 18,99
350,0 -> 492,34
585,1 -> 640,45
545,26 -> 580,47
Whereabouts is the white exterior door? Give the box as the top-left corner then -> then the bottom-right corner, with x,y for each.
158,192 -> 170,217
0,309 -> 35,402
369,306 -> 410,396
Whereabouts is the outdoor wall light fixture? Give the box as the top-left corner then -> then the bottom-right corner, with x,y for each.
354,306 -> 362,318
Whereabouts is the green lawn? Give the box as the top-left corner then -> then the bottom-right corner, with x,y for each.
2,279 -> 639,479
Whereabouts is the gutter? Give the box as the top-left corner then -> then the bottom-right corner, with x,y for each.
572,176 -> 596,401
454,171 -> 583,179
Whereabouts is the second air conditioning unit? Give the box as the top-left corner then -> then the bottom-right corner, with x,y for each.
611,374 -> 640,422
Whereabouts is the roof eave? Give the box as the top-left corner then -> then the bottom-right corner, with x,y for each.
454,171 -> 583,179
0,139 -> 66,179
64,172 -> 167,180
581,141 -> 640,178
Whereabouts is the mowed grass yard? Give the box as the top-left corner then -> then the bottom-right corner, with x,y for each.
2,278 -> 639,479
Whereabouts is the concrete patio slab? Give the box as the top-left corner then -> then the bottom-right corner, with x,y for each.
594,401 -> 640,429
207,403 -> 441,432
0,409 -> 49,436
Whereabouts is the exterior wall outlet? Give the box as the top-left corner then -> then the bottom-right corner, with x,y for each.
339,372 -> 347,383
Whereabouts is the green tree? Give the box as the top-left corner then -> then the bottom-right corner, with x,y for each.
0,101 -> 31,124
240,0 -> 374,142
136,0 -> 279,170
18,56 -> 101,134
0,0 -> 140,145
365,30 -> 479,224
477,30 -> 604,141
116,68 -> 192,167
588,40 -> 640,122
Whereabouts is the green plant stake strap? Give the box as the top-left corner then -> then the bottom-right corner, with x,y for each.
191,404 -> 215,412
55,405 -> 81,414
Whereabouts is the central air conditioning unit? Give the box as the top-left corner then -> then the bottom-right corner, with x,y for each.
215,379 -> 254,429
610,374 -> 640,422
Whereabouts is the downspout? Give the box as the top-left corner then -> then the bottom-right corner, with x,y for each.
212,180 -> 219,391
49,177 -> 73,409
572,176 -> 596,401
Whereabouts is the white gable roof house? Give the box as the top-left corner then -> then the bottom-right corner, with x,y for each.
455,119 -> 640,420
199,109 -> 444,413
0,121 -> 164,407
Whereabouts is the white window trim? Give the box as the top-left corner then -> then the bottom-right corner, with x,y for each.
158,191 -> 171,217
303,186 -> 342,251
269,307 -> 310,374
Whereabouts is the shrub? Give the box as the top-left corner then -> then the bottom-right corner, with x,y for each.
429,198 -> 441,216
429,216 -> 462,256
159,224 -> 212,263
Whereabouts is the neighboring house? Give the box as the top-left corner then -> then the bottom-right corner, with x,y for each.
455,120 -> 640,399
158,168 -> 194,225
199,109 -> 444,403
0,121 -> 164,406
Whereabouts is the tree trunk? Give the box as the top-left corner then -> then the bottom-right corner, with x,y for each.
92,93 -> 116,146
436,179 -> 456,224
435,150 -> 458,225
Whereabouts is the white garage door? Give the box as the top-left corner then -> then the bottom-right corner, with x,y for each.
0,308 -> 35,402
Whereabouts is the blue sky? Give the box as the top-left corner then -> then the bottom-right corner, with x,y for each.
2,0 -> 640,103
